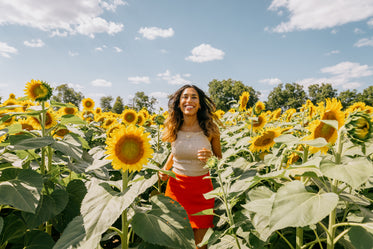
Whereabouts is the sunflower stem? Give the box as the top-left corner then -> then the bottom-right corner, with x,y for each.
296,227 -> 303,249
121,170 -> 129,249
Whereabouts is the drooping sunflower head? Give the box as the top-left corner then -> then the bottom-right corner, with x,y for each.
122,109 -> 138,125
254,101 -> 265,115
238,91 -> 250,112
345,111 -> 373,145
53,126 -> 70,139
251,113 -> 267,132
249,127 -> 282,153
30,109 -> 58,130
24,79 -> 53,102
321,98 -> 345,129
59,106 -> 78,116
345,102 -> 367,115
82,98 -> 95,110
105,125 -> 154,172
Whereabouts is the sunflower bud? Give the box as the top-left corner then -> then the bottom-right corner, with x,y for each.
205,156 -> 219,169
345,111 -> 372,145
154,114 -> 165,125
24,79 -> 53,102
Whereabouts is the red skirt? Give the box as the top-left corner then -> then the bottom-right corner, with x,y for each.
165,172 -> 214,229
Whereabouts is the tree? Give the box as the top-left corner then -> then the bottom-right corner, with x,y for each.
338,89 -> 361,109
112,96 -> 124,114
308,83 -> 337,104
361,85 -> 373,106
100,96 -> 113,112
208,79 -> 260,112
130,91 -> 157,113
52,84 -> 84,108
266,83 -> 306,111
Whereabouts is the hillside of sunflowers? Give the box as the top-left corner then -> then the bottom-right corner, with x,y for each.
0,79 -> 373,249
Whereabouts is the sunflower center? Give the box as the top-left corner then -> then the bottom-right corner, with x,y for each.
253,116 -> 264,127
32,85 -> 47,98
316,123 -> 335,140
116,135 -> 144,164
65,107 -> 75,115
45,112 -> 52,126
22,123 -> 34,131
125,113 -> 135,122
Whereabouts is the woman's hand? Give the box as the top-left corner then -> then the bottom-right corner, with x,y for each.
158,169 -> 170,181
197,147 -> 212,163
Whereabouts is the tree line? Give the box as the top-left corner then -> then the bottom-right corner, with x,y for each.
2,80 -> 372,113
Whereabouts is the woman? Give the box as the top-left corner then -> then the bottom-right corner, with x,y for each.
159,84 -> 222,249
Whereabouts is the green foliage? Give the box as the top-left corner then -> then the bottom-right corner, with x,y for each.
266,83 -> 306,111
130,91 -> 157,113
100,96 -> 113,112
52,84 -> 84,109
208,79 -> 260,111
308,83 -> 337,104
112,96 -> 124,114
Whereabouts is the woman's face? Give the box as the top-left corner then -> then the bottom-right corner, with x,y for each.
179,87 -> 200,116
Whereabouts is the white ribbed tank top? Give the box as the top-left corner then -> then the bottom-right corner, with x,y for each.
171,130 -> 211,176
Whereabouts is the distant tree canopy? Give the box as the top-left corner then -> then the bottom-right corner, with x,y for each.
208,79 -> 260,112
100,96 -> 113,112
52,84 -> 84,108
130,91 -> 157,113
308,83 -> 338,104
266,83 -> 306,111
112,96 -> 124,114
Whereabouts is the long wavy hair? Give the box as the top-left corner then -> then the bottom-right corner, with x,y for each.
162,85 -> 220,143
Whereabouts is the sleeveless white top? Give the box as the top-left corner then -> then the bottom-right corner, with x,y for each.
171,130 -> 212,176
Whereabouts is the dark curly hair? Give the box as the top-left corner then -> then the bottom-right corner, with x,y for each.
162,84 -> 220,142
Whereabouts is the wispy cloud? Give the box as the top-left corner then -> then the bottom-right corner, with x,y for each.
91,79 -> 112,87
68,51 -> 79,56
299,61 -> 373,89
24,39 -> 45,47
259,78 -> 282,85
267,0 -> 373,33
0,42 -> 17,58
157,70 -> 191,85
0,0 -> 125,38
113,46 -> 122,52
325,50 -> 340,56
95,45 -> 107,51
354,37 -> 373,47
138,27 -> 174,40
128,76 -> 150,84
185,44 -> 225,63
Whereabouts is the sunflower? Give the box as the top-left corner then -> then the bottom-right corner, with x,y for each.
106,123 -> 122,138
9,93 -> 16,99
138,109 -> 150,120
136,113 -> 146,126
17,118 -> 38,131
24,79 -> 53,102
254,101 -> 265,115
102,117 -> 117,129
249,127 -> 282,153
30,109 -> 58,130
94,107 -> 102,115
284,108 -> 296,122
3,99 -> 19,111
228,108 -> 236,113
345,111 -> 373,146
251,113 -> 267,132
82,98 -> 95,110
105,125 -> 153,172
272,108 -> 282,120
95,113 -> 106,124
305,98 -> 345,154
59,106 -> 78,116
122,109 -> 138,125
81,110 -> 94,122
238,91 -> 250,111
53,126 -> 70,139
214,109 -> 225,120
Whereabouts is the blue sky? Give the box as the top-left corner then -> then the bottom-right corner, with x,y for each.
1,0 -> 373,110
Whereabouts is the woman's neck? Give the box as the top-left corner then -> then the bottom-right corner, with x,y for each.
181,115 -> 201,131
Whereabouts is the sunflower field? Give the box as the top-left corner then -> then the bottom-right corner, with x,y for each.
0,80 -> 373,249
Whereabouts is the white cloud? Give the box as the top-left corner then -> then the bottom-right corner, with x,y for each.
368,18 -> 373,26
138,27 -> 174,40
0,42 -> 17,58
113,46 -> 122,52
354,28 -> 365,34
185,44 -> 225,63
259,78 -> 282,85
91,78 -> 112,87
157,70 -> 191,85
67,83 -> 84,91
100,0 -> 127,12
268,0 -> 373,33
95,45 -> 107,51
128,76 -> 150,84
325,50 -> 340,56
0,0 -> 125,37
24,39 -> 45,47
299,61 -> 373,89
68,51 -> 79,56
354,37 -> 373,47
